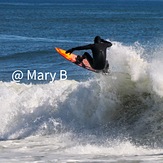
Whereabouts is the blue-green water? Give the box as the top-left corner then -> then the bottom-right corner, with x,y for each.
0,0 -> 163,162
0,0 -> 163,82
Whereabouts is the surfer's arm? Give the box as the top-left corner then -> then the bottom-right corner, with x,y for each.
66,44 -> 93,54
72,44 -> 93,51
101,39 -> 112,47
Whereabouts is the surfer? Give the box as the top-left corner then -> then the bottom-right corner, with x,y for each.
66,36 -> 112,72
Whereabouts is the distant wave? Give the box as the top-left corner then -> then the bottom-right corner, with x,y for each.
0,34 -> 90,43
0,3 -> 55,6
0,49 -> 52,61
0,2 -> 92,6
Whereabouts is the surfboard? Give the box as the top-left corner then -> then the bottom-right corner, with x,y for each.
55,47 -> 98,73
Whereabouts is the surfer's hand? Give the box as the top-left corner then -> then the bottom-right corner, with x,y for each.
66,48 -> 73,54
101,39 -> 105,42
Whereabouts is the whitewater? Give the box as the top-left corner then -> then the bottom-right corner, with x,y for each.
1,42 -> 163,162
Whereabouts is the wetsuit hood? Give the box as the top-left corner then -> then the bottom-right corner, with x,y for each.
94,36 -> 101,43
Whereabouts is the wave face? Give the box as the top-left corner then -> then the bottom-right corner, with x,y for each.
1,42 -> 163,147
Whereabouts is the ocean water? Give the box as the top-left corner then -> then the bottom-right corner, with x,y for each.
1,0 -> 163,162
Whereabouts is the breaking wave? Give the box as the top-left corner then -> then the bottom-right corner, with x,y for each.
0,41 -> 163,148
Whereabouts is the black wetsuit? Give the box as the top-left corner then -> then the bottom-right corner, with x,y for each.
69,40 -> 112,70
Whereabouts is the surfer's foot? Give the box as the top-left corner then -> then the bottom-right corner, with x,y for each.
102,68 -> 110,74
76,55 -> 83,64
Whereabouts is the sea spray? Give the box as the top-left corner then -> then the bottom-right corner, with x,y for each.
1,42 -> 163,147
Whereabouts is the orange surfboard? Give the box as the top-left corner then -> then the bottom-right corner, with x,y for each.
55,47 -> 98,73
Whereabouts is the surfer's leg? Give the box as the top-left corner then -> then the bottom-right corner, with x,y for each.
76,55 -> 83,63
102,60 -> 109,73
82,52 -> 94,67
105,60 -> 109,69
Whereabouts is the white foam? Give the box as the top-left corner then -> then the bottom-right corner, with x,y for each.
64,140 -> 161,156
149,46 -> 163,97
0,80 -> 78,139
1,41 -> 163,148
108,42 -> 148,81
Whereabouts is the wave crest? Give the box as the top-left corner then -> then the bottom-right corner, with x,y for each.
1,42 -> 163,147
